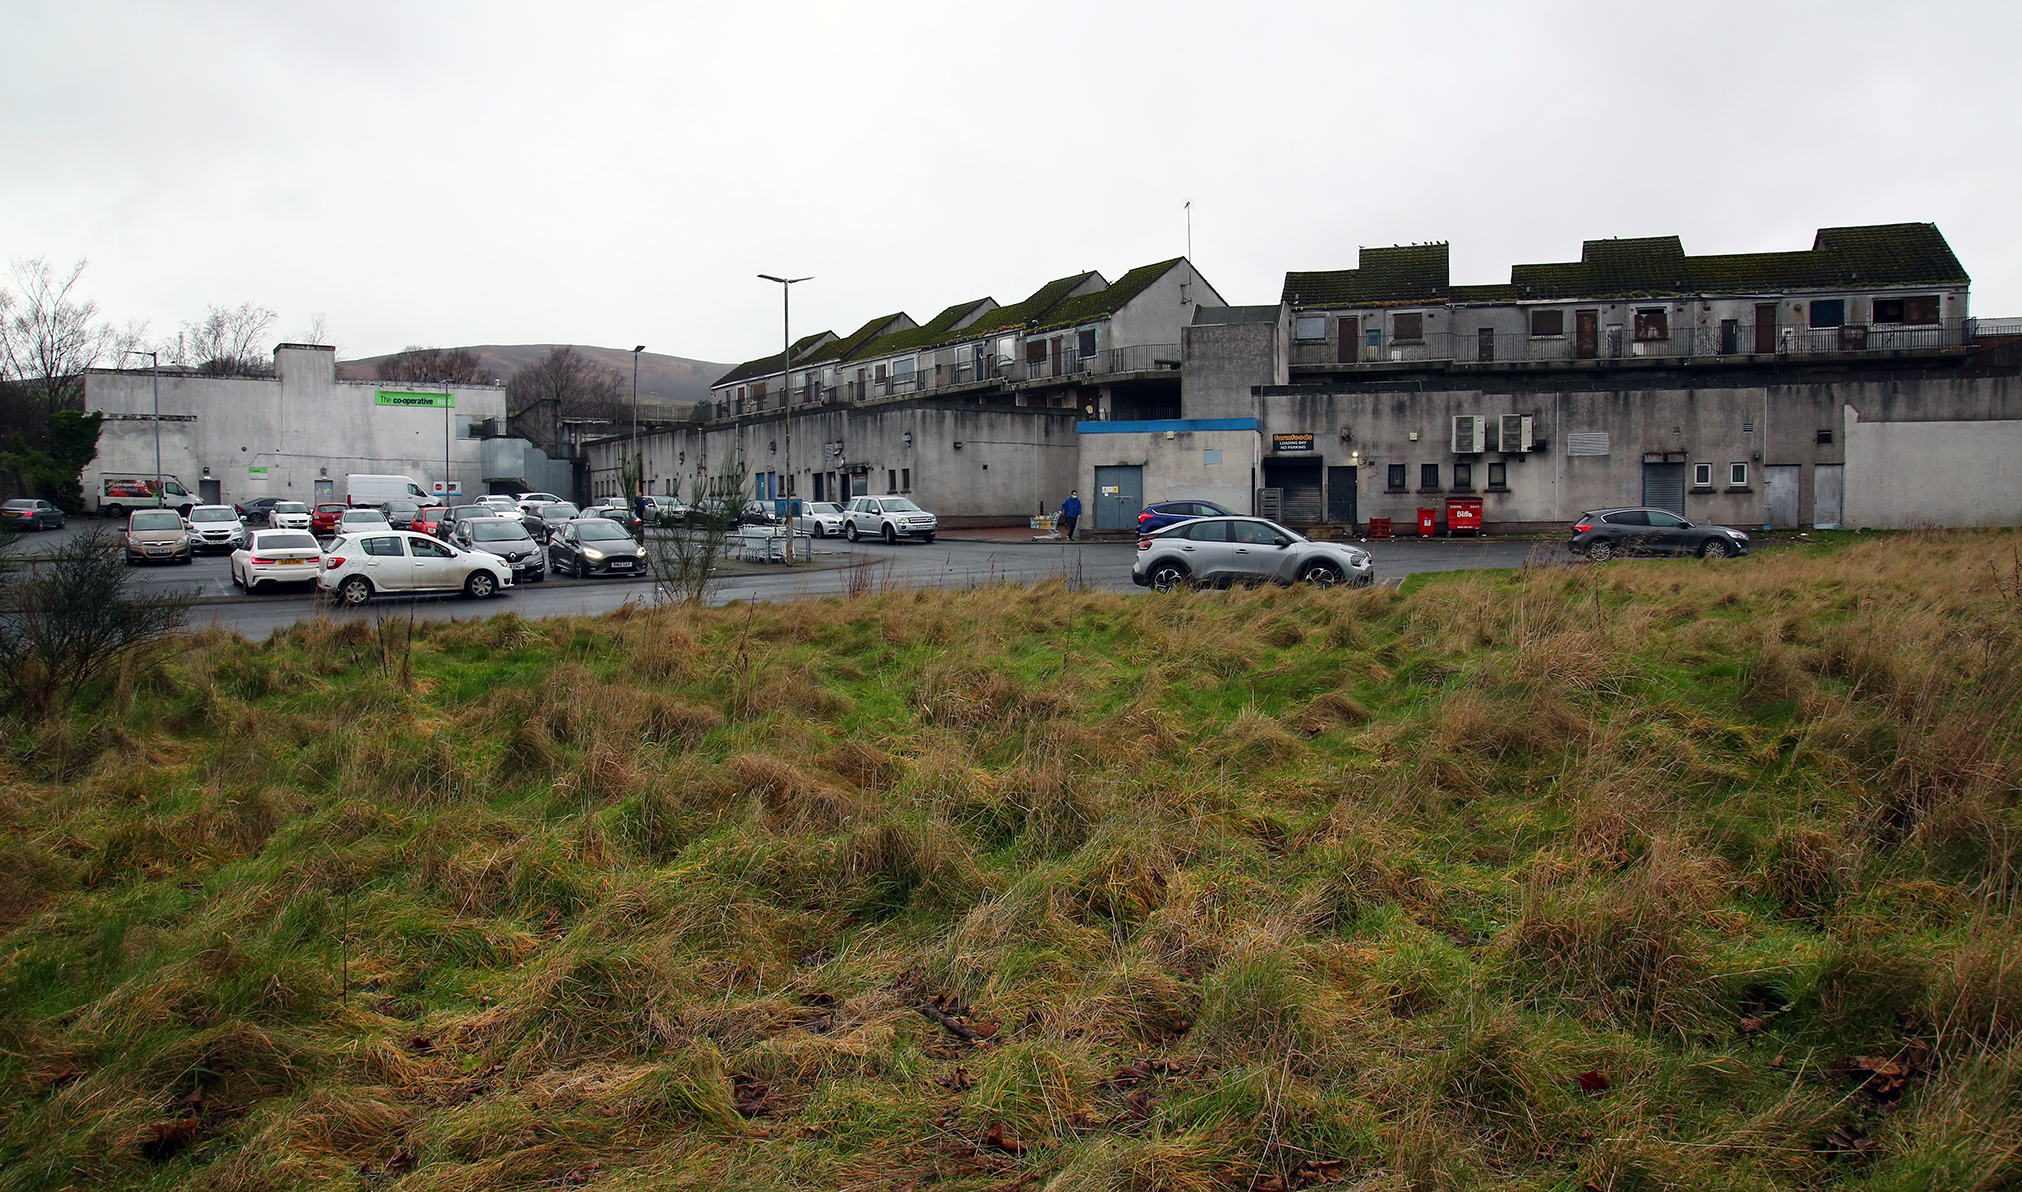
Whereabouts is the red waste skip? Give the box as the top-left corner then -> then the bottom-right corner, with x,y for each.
1417,508 -> 1437,538
1367,517 -> 1392,539
1446,498 -> 1483,536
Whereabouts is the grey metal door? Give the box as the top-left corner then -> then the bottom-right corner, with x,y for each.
199,479 -> 221,506
1765,465 -> 1801,527
1641,462 -> 1686,516
1813,464 -> 1843,528
314,478 -> 334,503
1092,465 -> 1142,530
1326,466 -> 1358,526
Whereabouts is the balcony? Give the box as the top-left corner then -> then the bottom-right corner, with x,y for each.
1291,319 -> 1977,370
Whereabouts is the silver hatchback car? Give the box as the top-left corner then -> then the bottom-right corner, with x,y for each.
1133,516 -> 1374,591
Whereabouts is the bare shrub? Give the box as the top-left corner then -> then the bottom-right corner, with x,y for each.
0,525 -> 191,719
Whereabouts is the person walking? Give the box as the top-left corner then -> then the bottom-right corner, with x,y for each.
1057,489 -> 1082,541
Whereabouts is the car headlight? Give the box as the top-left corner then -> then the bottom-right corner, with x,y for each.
583,548 -> 605,560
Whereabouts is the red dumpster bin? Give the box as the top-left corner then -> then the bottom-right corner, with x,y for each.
1446,497 -> 1483,536
1417,508 -> 1437,537
1367,517 -> 1392,539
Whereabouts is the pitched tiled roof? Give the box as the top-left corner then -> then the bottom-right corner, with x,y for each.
715,334 -> 828,387
1282,244 -> 1449,307
842,298 -> 998,359
1031,258 -> 1184,332
962,271 -> 1106,340
1289,224 -> 1969,308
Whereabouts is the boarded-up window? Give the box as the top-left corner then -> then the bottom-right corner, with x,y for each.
1294,316 -> 1326,340
1026,340 -> 1048,364
1387,463 -> 1406,489
1877,295 -> 1942,324
874,364 -> 887,382
1419,463 -> 1439,488
1077,329 -> 1097,357
1633,309 -> 1669,341
1393,312 -> 1424,341
1530,309 -> 1564,337
1809,299 -> 1846,329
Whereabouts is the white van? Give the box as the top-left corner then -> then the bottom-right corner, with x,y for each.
93,473 -> 194,517
344,474 -> 430,507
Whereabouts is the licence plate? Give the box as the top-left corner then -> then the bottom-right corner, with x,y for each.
610,560 -> 633,569
279,558 -> 307,565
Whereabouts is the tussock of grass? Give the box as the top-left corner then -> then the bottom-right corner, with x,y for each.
3,531 -> 2022,1188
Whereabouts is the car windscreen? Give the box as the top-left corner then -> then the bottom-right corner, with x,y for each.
131,512 -> 181,530
542,503 -> 581,519
275,503 -> 308,513
254,532 -> 318,550
190,508 -> 237,522
468,521 -> 532,542
881,498 -> 921,512
576,522 -> 632,542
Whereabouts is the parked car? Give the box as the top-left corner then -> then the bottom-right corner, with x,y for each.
793,500 -> 847,537
317,530 -> 513,605
584,498 -> 643,531
383,499 -> 422,530
230,529 -> 323,593
522,501 -> 581,542
641,494 -> 687,522
334,507 -> 393,537
1137,499 -> 1238,534
233,496 -> 289,526
412,505 -> 447,537
1568,508 -> 1751,561
0,498 -> 65,530
439,504 -> 502,540
311,502 -> 349,535
475,495 -> 521,514
545,518 -> 649,578
1132,516 -> 1374,592
450,516 -> 546,583
842,496 -> 937,544
514,492 -> 563,508
268,501 -> 312,530
123,509 -> 194,565
738,500 -> 786,527
185,504 -> 249,553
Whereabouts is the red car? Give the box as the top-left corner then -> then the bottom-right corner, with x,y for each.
412,505 -> 447,537
311,502 -> 349,535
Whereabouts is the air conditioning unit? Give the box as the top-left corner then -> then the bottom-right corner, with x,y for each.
1451,414 -> 1487,454
1498,413 -> 1534,454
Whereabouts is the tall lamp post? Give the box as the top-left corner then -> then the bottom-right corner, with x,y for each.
758,274 -> 810,564
123,349 -> 161,507
631,345 -> 645,503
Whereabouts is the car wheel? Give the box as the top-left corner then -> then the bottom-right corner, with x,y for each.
1149,561 -> 1190,593
246,576 -> 262,594
338,576 -> 372,606
845,522 -> 859,542
180,552 -> 194,565
883,523 -> 897,545
465,571 -> 497,599
1302,561 -> 1344,588
1587,540 -> 1615,563
923,533 -> 935,544
531,567 -> 546,582
810,523 -> 824,538
1699,537 -> 1733,559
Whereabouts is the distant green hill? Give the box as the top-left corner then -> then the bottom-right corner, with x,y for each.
2,533 -> 2019,1189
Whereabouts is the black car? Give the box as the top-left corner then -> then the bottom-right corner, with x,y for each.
234,496 -> 289,526
545,518 -> 648,577
437,504 -> 502,541
383,499 -> 421,530
522,501 -> 582,542
450,516 -> 546,582
1568,508 -> 1751,561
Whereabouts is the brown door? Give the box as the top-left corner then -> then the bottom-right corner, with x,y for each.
1050,337 -> 1062,377
1336,316 -> 1358,363
1754,303 -> 1777,353
1574,310 -> 1599,359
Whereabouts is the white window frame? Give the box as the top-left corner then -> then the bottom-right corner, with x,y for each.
1729,462 -> 1749,487
1693,462 -> 1713,487
1294,315 -> 1327,341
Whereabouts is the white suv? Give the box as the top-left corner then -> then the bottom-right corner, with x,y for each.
842,496 -> 937,544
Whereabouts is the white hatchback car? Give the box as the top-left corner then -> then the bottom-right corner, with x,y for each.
231,529 -> 324,593
268,500 -> 313,530
334,507 -> 392,537
318,530 -> 513,606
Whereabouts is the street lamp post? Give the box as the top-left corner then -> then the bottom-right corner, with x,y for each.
758,274 -> 810,564
123,349 -> 161,508
631,345 -> 645,505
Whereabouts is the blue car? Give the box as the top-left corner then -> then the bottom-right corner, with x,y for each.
1136,499 -> 1237,535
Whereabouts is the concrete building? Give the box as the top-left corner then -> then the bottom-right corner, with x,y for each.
586,258 -> 1225,524
84,344 -> 509,509
1157,224 -> 2022,533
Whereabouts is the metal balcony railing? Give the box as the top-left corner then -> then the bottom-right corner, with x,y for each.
1292,320 -> 1976,368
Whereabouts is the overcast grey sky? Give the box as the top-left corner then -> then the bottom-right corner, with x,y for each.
5,0 -> 2019,367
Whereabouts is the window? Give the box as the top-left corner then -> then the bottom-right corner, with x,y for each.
1294,315 -> 1327,341
901,468 -> 910,491
1452,462 -> 1473,490
1025,340 -> 1048,365
362,536 -> 404,557
411,538 -> 453,558
1387,463 -> 1407,490
874,364 -> 888,383
1486,461 -> 1507,488
1077,329 -> 1097,357
1874,296 -> 1941,325
1231,520 -> 1280,544
1530,309 -> 1564,337
1729,462 -> 1750,487
887,470 -> 897,493
891,358 -> 915,381
1816,427 -> 1834,445
1693,462 -> 1714,487
1645,510 -> 1686,528
1602,510 -> 1649,526
1633,308 -> 1669,341
1182,520 -> 1229,542
1204,449 -> 1223,465
1420,463 -> 1440,490
1393,312 -> 1424,342
1808,299 -> 1846,329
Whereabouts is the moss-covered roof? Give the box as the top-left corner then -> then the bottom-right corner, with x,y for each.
840,298 -> 998,359
713,331 -> 837,387
1287,224 -> 1969,309
1029,258 -> 1185,333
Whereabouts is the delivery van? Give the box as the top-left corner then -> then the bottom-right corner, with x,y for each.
344,474 -> 430,507
92,473 -> 194,517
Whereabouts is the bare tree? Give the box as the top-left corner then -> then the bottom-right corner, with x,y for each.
177,302 -> 277,377
505,346 -> 624,450
0,257 -> 133,415
646,455 -> 748,604
295,312 -> 336,351
376,346 -> 496,385
0,524 -> 191,720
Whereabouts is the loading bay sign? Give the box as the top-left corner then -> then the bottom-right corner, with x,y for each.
375,390 -> 455,408
1272,432 -> 1315,453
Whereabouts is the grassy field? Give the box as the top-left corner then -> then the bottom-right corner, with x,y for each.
1,532 -> 2019,1191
